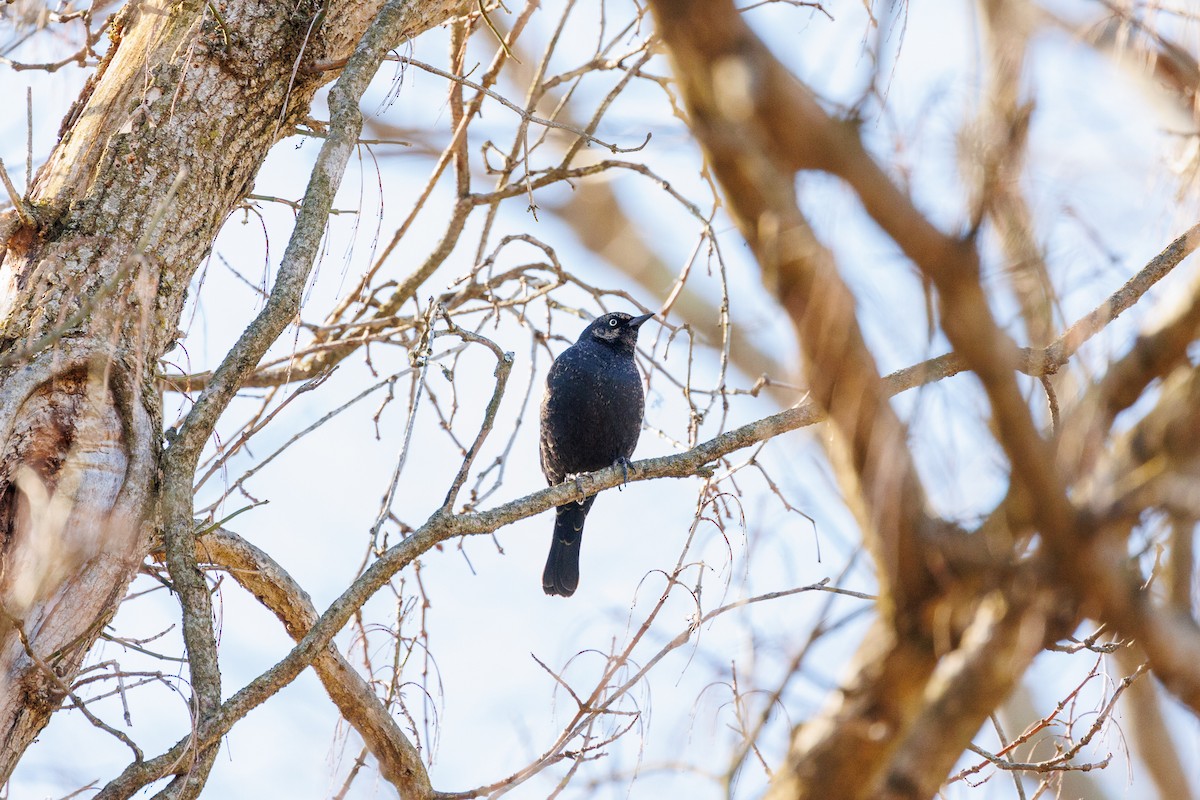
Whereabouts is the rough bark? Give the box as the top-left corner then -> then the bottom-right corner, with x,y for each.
0,0 -> 465,781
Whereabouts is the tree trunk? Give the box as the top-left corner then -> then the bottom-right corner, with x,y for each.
0,0 -> 464,779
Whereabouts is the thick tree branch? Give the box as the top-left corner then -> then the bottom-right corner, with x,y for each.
643,2 -> 949,794
633,1 -> 1200,798
1058,225 -> 1200,480
647,0 -> 935,617
879,581 -> 1076,799
645,0 -> 1080,563
1070,367 -> 1200,713
156,0 -> 448,793
192,528 -> 433,798
967,0 -> 1054,347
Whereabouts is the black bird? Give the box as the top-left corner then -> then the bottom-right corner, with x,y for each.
540,311 -> 653,597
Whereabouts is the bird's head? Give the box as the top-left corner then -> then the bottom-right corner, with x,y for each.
581,311 -> 654,352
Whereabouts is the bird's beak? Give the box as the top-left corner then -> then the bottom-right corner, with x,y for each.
629,313 -> 654,328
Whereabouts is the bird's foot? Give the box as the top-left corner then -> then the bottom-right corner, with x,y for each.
571,474 -> 590,505
615,457 -> 632,490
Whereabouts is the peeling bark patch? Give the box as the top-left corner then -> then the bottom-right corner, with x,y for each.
0,369 -> 129,616
5,372 -> 86,487
0,222 -> 37,268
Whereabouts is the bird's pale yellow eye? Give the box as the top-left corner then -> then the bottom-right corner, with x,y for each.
608,318 -> 619,327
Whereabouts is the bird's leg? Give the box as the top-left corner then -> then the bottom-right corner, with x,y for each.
615,457 -> 632,490
571,473 -> 589,505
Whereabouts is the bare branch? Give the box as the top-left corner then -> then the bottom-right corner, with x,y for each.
189,527 -> 433,798
154,0 -> 442,794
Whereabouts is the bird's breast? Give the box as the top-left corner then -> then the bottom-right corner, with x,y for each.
540,344 -> 644,477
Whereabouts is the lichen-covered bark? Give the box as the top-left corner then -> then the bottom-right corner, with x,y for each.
0,0 -> 465,780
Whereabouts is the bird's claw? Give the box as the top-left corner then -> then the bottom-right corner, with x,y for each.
615,457 -> 632,490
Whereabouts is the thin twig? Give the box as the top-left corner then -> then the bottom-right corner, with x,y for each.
306,54 -> 650,154
434,316 -> 514,513
0,158 -> 34,226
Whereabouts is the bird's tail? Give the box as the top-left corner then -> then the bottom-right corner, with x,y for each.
543,496 -> 596,597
